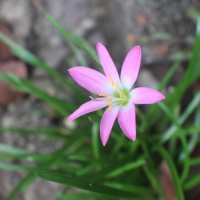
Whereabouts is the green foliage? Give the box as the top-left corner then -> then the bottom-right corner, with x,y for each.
0,9 -> 199,200
37,170 -> 151,199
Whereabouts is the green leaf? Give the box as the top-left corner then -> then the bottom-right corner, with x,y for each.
104,182 -> 154,198
0,143 -> 51,161
66,40 -> 88,66
157,102 -> 181,128
37,171 -> 147,199
0,144 -> 29,155
0,126 -> 68,139
106,159 -> 146,178
190,157 -> 200,166
0,162 -> 34,172
91,122 -> 100,161
157,61 -> 181,91
56,192 -> 116,200
83,154 -> 143,181
184,174 -> 200,190
162,92 -> 200,142
187,105 -> 200,153
179,135 -> 190,183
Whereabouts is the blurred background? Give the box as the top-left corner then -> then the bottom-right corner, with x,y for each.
0,0 -> 200,199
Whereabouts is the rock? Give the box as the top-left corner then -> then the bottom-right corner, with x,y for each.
0,170 -> 25,200
0,61 -> 27,105
160,161 -> 177,200
24,179 -> 63,200
136,69 -> 159,89
0,98 -> 63,199
0,0 -> 33,46
32,0 -> 95,75
135,12 -> 148,28
0,21 -> 13,61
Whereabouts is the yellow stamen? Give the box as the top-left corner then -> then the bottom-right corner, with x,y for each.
109,76 -> 114,86
109,103 -> 112,110
115,82 -> 118,90
99,93 -> 107,97
105,98 -> 112,103
120,93 -> 123,100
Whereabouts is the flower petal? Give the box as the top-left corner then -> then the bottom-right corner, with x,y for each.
120,45 -> 141,90
100,107 -> 119,146
118,104 -> 136,141
131,87 -> 165,104
67,98 -> 106,121
68,67 -> 108,95
96,42 -> 120,82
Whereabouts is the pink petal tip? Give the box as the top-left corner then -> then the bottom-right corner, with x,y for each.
120,45 -> 142,90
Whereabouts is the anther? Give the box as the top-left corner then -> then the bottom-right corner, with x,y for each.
99,93 -> 107,97
109,76 -> 114,86
105,99 -> 112,103
115,82 -> 118,90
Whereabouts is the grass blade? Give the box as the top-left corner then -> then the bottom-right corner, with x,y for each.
184,174 -> 200,190
162,92 -> 200,142
37,170 -> 150,199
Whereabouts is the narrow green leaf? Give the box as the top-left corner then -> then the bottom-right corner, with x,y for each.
106,159 -> 146,178
157,102 -> 181,128
84,155 -> 142,181
184,174 -> 200,190
179,135 -> 190,183
56,192 -> 116,200
104,182 -> 153,197
0,162 -> 34,172
0,126 -> 68,139
162,92 -> 200,142
0,144 -> 29,155
61,33 -> 88,66
37,171 -> 148,199
187,105 -> 200,153
157,61 -> 181,91
92,122 -> 100,161
0,143 -> 51,161
190,157 -> 200,166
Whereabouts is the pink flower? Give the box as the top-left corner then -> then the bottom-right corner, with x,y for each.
67,43 -> 165,146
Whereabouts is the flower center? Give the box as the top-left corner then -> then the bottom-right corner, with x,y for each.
99,76 -> 131,110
